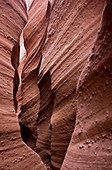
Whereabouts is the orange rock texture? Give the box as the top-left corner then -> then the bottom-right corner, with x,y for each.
1,0 -> 112,170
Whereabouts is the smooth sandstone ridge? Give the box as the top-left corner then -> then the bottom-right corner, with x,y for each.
0,1 -> 46,170
40,0 -> 105,169
1,0 -> 112,170
62,0 -> 112,169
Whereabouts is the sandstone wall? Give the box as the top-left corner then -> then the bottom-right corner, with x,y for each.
20,0 -> 50,151
40,0 -> 105,169
0,1 -> 46,169
62,0 -> 112,169
15,0 -> 112,169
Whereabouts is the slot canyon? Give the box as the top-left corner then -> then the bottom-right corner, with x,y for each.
0,0 -> 112,169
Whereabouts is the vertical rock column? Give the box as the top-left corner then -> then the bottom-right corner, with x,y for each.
0,0 -> 46,169
20,0 -> 50,153
36,71 -> 54,169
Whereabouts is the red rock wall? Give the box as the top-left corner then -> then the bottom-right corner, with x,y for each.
40,0 -> 105,169
62,0 -> 112,169
17,0 -> 112,169
0,1 -> 46,169
20,0 -> 51,156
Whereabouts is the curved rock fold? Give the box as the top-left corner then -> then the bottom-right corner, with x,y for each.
1,0 -> 112,170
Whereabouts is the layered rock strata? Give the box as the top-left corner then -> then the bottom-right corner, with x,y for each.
3,0 -> 111,170
0,0 -> 46,169
19,0 -> 107,169
19,0 -> 51,159
40,0 -> 105,169
62,0 -> 112,169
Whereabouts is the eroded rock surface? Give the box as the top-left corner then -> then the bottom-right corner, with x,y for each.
1,0 -> 112,170
40,0 -> 105,169
0,1 -> 46,169
62,0 -> 112,169
19,0 -> 51,153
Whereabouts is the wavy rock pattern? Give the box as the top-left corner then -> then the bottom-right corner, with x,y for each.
62,0 -> 112,169
1,0 -> 111,170
0,1 -> 46,169
19,0 -> 109,169
39,0 -> 105,169
20,0 -> 51,154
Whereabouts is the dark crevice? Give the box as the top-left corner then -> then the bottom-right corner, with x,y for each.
46,1 -> 51,19
19,0 -> 51,154
19,122 -> 37,151
36,71 -> 54,170
11,42 -> 20,112
19,55 -> 42,151
19,122 -> 31,143
17,1 -> 52,168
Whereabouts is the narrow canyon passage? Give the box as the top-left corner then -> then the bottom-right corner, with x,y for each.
0,0 -> 46,170
0,0 -> 112,170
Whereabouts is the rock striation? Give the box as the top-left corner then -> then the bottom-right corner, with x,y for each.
39,0 -> 106,169
1,0 -> 112,170
19,0 -> 51,153
62,0 -> 112,169
0,0 -> 46,169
